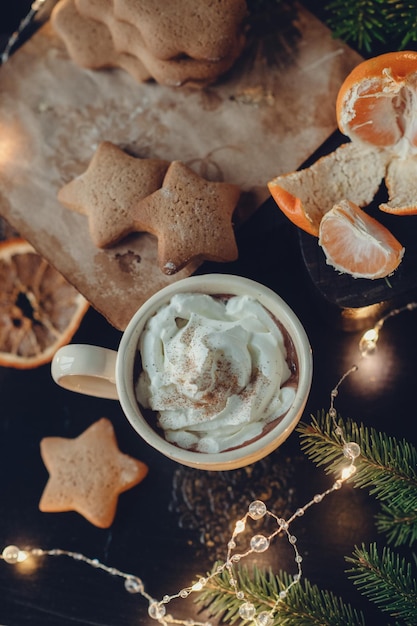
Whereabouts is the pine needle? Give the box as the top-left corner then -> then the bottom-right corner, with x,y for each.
376,505 -> 417,547
194,562 -> 366,625
323,0 -> 417,52
297,412 -> 417,546
346,543 -> 417,624
192,414 -> 417,624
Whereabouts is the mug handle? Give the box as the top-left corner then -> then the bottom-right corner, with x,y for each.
51,344 -> 119,400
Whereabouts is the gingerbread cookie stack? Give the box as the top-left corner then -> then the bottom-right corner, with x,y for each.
51,0 -> 248,87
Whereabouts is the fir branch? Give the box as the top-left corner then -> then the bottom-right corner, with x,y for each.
194,414 -> 417,624
324,0 -> 390,52
346,543 -> 417,624
297,410 -> 349,474
391,2 -> 417,48
195,563 -> 366,625
323,0 -> 417,53
297,412 -> 417,546
376,504 -> 417,547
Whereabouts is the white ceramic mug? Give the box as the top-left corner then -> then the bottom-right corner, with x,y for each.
51,274 -> 313,470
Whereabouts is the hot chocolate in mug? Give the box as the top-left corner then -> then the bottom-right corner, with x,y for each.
51,274 -> 313,471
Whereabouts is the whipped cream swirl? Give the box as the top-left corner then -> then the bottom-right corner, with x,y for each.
136,293 -> 296,453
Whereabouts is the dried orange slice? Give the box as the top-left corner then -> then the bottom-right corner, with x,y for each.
336,51 -> 417,150
0,238 -> 89,369
318,199 -> 404,279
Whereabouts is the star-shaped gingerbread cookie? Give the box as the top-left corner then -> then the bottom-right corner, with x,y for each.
133,160 -> 240,274
58,141 -> 169,247
39,418 -> 148,528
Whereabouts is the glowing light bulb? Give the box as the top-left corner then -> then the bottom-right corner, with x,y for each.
359,327 -> 379,356
2,545 -> 28,564
17,550 -> 28,562
341,465 -> 357,480
234,519 -> 246,534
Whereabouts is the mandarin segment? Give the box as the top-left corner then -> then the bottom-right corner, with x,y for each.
318,199 -> 404,280
0,239 -> 89,369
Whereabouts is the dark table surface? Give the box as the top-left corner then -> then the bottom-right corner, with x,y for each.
1,3 -> 417,625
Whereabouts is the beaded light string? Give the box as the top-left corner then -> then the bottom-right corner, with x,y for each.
359,302 -> 417,357
3,303 -> 415,625
1,4 -> 416,622
328,365 -> 361,481
1,0 -> 48,64
0,363 -> 362,626
0,4 -> 357,623
2,307 -> 416,623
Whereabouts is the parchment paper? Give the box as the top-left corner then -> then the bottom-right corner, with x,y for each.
0,6 -> 362,330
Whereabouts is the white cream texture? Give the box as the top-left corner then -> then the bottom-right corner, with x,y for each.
136,293 -> 296,453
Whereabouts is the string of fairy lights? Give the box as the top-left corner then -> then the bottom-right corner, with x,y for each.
1,5 -> 417,625
358,302 -> 417,357
2,301 -> 416,624
0,429 -> 360,626
1,309 -> 400,626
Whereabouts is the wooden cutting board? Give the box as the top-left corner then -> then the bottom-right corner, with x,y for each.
0,6 -> 362,330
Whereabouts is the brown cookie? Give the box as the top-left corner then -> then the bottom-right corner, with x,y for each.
51,0 -> 151,81
57,141 -> 170,248
112,0 -> 248,61
52,0 -> 247,87
52,0 -> 117,69
109,19 -> 246,87
39,418 -> 148,528
75,0 -> 113,21
132,160 -> 240,274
